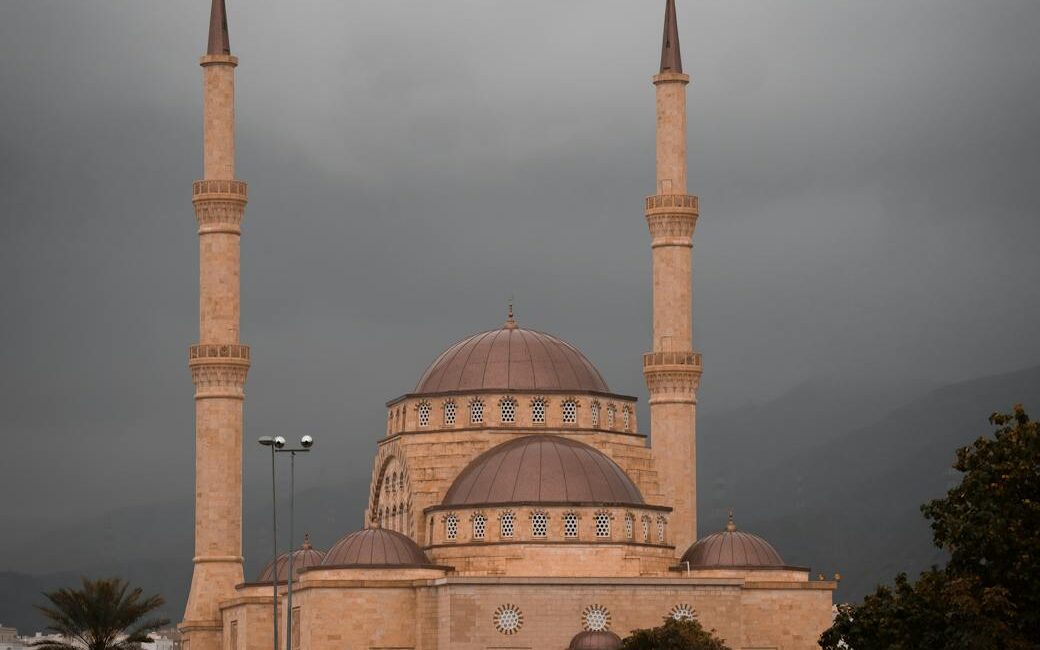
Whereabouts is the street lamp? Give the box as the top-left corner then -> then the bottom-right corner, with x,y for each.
256,436 -> 284,650
274,436 -> 313,650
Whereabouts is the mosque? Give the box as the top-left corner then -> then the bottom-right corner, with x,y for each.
177,1 -> 836,648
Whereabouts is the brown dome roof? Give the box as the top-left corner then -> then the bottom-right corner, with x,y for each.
442,435 -> 644,507
256,536 -> 325,582
680,515 -> 786,568
415,317 -> 610,394
569,630 -> 622,650
322,527 -> 433,568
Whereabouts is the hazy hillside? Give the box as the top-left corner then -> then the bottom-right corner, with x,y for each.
698,364 -> 1040,602
2,366 -> 1038,630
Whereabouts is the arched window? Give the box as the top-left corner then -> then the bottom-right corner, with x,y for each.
622,406 -> 631,432
531,511 -> 549,538
561,399 -> 578,424
641,515 -> 651,542
624,512 -> 634,539
500,510 -> 516,538
473,513 -> 487,540
499,397 -> 517,424
418,402 -> 431,427
443,400 -> 456,426
563,512 -> 579,538
606,404 -> 616,429
531,397 -> 547,424
470,399 -> 485,424
594,511 -> 611,538
656,515 -> 667,543
590,401 -> 600,427
445,514 -> 459,541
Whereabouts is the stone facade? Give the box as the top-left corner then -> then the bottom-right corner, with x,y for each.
185,1 -> 836,649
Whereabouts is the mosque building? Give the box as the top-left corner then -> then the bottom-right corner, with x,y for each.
177,1 -> 837,648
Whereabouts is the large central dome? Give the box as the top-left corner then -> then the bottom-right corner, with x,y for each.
415,317 -> 610,394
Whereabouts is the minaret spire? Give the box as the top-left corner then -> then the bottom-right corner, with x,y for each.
207,0 -> 230,55
660,0 -> 682,73
644,0 -> 701,558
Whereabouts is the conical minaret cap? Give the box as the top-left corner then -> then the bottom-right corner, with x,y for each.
660,0 -> 683,73
207,0 -> 231,55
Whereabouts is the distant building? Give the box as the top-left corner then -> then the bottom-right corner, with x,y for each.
0,625 -> 25,650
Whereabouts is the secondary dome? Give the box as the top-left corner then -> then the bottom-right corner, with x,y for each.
322,527 -> 433,568
680,514 -> 786,568
256,535 -> 325,582
443,435 -> 644,506
568,630 -> 622,650
415,315 -> 610,394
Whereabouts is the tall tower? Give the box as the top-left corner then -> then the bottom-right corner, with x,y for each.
180,2 -> 250,650
644,0 -> 702,556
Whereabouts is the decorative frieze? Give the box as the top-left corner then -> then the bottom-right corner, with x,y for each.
192,179 -> 247,234
645,194 -> 698,245
643,352 -> 701,403
189,343 -> 250,396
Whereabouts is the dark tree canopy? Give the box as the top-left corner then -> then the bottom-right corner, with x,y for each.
821,405 -> 1040,649
621,617 -> 730,650
33,577 -> 169,650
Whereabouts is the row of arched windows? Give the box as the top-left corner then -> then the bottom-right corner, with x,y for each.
439,510 -> 666,544
391,398 -> 633,433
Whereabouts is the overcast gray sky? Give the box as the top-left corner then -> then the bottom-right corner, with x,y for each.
2,0 -> 1039,530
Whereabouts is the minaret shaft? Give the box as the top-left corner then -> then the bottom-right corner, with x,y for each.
645,0 -> 701,557
181,3 -> 249,648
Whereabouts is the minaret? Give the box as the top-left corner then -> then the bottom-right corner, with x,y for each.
180,2 -> 250,649
644,0 -> 702,556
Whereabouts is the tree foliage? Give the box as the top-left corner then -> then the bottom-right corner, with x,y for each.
33,577 -> 169,650
621,617 -> 730,650
820,405 -> 1040,649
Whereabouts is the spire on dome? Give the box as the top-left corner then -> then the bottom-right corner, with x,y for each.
504,298 -> 518,329
660,0 -> 683,74
301,533 -> 312,550
207,0 -> 231,55
726,510 -> 737,532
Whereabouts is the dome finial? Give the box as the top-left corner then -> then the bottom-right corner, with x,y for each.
301,533 -> 312,550
660,0 -> 683,74
207,0 -> 231,55
505,297 -> 517,329
726,509 -> 736,532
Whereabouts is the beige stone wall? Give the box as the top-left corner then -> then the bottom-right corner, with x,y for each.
428,542 -> 675,578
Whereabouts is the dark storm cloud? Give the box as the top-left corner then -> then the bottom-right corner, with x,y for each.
1,0 -> 1038,535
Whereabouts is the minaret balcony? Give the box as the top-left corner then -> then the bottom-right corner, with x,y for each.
189,343 -> 251,365
645,194 -> 698,215
643,350 -> 701,370
193,179 -> 248,234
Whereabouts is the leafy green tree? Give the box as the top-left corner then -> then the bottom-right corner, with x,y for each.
621,617 -> 730,650
821,405 -> 1040,649
32,577 -> 169,650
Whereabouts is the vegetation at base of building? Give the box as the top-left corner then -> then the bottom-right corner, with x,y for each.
820,405 -> 1040,649
621,617 -> 730,649
32,577 -> 169,650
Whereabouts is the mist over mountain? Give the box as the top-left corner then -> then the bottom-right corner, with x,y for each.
3,365 -> 1037,630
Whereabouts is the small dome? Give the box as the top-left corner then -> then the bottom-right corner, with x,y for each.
680,514 -> 786,568
443,435 -> 644,506
322,527 -> 433,568
256,535 -> 325,582
569,630 -> 622,650
415,316 -> 610,394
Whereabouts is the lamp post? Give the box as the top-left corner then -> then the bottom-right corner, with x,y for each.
257,436 -> 285,650
274,436 -> 313,650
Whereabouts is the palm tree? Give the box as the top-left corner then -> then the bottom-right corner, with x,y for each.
32,577 -> 169,650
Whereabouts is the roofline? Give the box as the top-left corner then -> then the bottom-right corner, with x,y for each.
310,563 -> 453,572
424,501 -> 670,514
386,388 -> 640,407
669,563 -> 811,572
425,540 -> 675,552
381,427 -> 648,443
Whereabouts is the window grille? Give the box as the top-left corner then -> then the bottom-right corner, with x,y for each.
473,513 -> 487,540
470,399 -> 484,424
582,604 -> 611,632
531,398 -> 546,424
500,398 -> 517,423
606,404 -> 616,429
595,511 -> 611,538
624,513 -> 634,539
590,401 -> 600,426
532,511 -> 548,538
670,604 -> 696,622
623,406 -> 631,431
657,516 -> 667,543
562,400 -> 577,424
445,514 -> 458,540
563,512 -> 579,538
500,511 -> 516,538
443,400 -> 456,425
418,402 -> 431,427
641,515 -> 651,542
